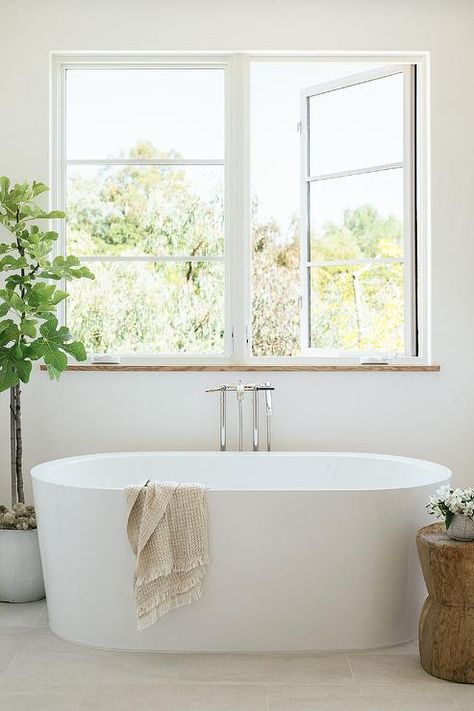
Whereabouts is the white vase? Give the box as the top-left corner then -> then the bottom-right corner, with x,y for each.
0,529 -> 45,602
447,514 -> 474,541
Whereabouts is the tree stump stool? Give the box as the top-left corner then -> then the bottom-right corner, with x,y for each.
417,522 -> 474,683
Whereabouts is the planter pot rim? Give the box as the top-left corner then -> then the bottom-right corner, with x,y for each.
0,528 -> 38,533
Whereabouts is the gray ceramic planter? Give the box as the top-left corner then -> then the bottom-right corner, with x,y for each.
447,514 -> 474,541
0,529 -> 45,602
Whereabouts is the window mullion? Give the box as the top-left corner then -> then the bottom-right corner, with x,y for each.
299,91 -> 311,351
228,53 -> 248,363
307,161 -> 404,183
403,64 -> 417,356
78,255 -> 225,263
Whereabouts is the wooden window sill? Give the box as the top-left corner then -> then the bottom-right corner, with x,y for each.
40,364 -> 440,372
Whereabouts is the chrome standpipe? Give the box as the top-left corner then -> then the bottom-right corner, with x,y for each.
219,387 -> 227,452
252,387 -> 259,452
264,381 -> 272,452
236,381 -> 245,452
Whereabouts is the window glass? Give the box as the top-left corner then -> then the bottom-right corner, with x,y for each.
67,164 -> 224,257
65,67 -> 226,355
309,73 -> 404,176
66,69 -> 225,160
67,261 -> 225,354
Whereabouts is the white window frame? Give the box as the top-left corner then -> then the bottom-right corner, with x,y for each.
51,52 -> 430,366
299,65 -> 417,357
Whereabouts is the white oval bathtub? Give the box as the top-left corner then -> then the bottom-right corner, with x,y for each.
31,452 -> 450,652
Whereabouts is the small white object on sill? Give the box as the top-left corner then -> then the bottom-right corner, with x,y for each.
359,355 -> 395,365
90,353 -> 121,365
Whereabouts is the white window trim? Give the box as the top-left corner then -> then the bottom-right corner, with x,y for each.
299,64 -> 416,357
50,51 -> 430,366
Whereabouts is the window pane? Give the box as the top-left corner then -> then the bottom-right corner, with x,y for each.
66,69 -> 224,159
67,165 -> 224,257
310,169 -> 404,262
309,73 -> 404,175
67,261 -> 224,354
252,237 -> 300,356
310,263 -> 405,352
249,61 -> 387,357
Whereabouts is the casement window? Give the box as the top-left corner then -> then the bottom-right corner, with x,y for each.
52,53 -> 427,365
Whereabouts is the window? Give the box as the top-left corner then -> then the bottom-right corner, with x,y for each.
62,66 -> 226,356
52,54 -> 426,364
302,66 -> 416,356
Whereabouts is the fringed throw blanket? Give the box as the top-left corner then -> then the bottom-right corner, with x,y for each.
125,481 -> 209,630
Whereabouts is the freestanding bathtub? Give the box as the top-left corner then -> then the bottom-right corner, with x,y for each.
32,452 -> 450,652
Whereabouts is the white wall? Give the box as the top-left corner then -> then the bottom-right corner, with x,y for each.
0,0 -> 473,502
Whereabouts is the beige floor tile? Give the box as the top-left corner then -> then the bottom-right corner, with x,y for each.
0,653 -> 15,677
3,650 -> 179,685
348,653 -> 454,686
358,639 -> 419,655
0,683 -> 85,710
267,683 -> 457,711
0,629 -> 31,654
34,605 -> 49,628
0,600 -> 46,628
17,627 -> 91,654
448,683 -> 474,711
80,683 -> 267,711
178,653 -> 353,685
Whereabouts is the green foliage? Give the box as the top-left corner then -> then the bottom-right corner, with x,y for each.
65,141 -> 404,358
67,143 -> 224,354
0,177 -> 94,389
253,204 -> 404,356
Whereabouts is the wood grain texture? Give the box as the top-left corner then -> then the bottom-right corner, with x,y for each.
417,523 -> 474,683
39,364 -> 441,373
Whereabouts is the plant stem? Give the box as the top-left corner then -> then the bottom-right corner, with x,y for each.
14,384 -> 24,504
9,387 -> 17,506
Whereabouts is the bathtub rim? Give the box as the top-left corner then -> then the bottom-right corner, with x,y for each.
31,450 -> 452,493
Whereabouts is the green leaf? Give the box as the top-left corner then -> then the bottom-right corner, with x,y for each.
32,316 -> 84,374
0,344 -> 32,387
43,345 -> 67,372
20,319 -> 37,338
0,176 -> 11,195
63,341 -> 87,361
445,510 -> 455,531
10,292 -> 27,312
0,255 -> 29,271
0,302 -> 9,317
0,321 -> 19,346
40,210 -> 66,220
46,363 -> 62,381
32,182 -> 49,197
50,289 -> 68,305
9,344 -> 32,383
0,364 -> 19,392
43,231 -> 59,242
25,338 -> 47,361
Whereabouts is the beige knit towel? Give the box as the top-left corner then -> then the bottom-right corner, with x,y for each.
125,481 -> 209,630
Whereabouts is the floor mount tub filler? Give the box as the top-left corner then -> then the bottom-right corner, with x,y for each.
206,381 -> 274,452
32,451 -> 451,652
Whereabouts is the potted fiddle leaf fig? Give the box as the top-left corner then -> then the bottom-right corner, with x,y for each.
0,176 -> 94,602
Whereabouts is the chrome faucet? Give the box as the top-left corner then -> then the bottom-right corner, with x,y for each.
206,382 -> 274,452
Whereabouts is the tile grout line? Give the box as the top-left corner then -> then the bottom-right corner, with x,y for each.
76,683 -> 88,711
345,653 -> 356,684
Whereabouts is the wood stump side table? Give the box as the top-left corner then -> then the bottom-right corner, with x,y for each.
417,522 -> 474,683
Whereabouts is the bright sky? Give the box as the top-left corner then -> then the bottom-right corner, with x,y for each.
67,62 -> 405,243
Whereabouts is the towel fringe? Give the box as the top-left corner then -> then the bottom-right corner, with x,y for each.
137,584 -> 203,630
134,555 -> 209,587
